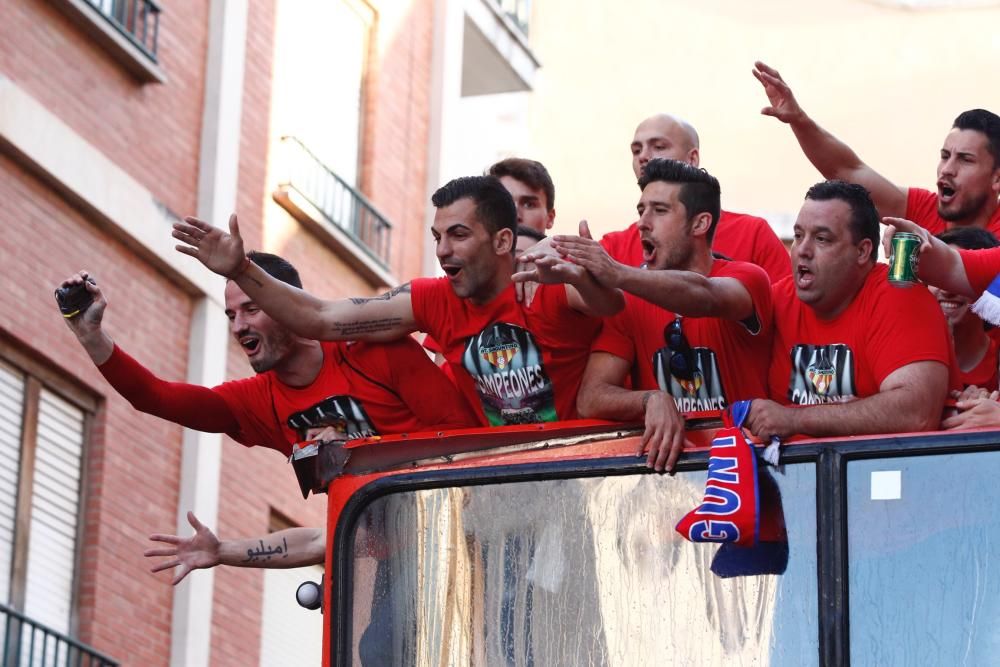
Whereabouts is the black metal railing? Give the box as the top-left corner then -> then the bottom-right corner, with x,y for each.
495,0 -> 530,37
86,0 -> 161,61
0,602 -> 118,666
279,137 -> 393,268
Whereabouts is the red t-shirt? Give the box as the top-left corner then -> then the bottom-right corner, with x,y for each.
769,263 -> 956,405
592,258 -> 773,413
906,188 -> 1000,236
959,247 -> 1000,294
959,331 -> 1000,391
214,339 -> 475,455
599,211 -> 791,282
410,277 -> 600,426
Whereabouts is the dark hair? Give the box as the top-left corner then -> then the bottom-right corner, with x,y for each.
247,251 -> 302,288
516,225 -> 546,244
804,180 -> 880,262
431,176 -> 517,238
953,109 -> 1000,166
488,158 -> 556,211
937,226 -> 1000,251
638,158 -> 722,241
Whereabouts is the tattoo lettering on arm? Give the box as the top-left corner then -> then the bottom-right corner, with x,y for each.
242,537 -> 290,563
348,283 -> 411,306
329,318 -> 404,338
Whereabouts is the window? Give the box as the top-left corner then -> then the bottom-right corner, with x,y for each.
258,514 -> 324,666
0,351 -> 92,637
344,465 -> 818,665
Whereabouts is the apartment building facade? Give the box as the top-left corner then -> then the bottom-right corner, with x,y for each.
0,0 -> 536,664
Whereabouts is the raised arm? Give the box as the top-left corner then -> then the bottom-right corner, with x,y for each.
145,511 -> 325,585
577,352 -> 685,472
745,361 -> 949,439
57,272 -> 239,433
173,215 -> 417,342
549,233 -> 756,323
752,61 -> 907,219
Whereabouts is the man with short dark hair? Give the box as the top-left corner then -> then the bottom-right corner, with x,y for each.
600,113 -> 791,282
488,157 -> 556,233
548,159 -> 773,471
173,176 -> 623,427
744,181 -> 955,440
753,61 -> 1000,235
57,252 -> 474,456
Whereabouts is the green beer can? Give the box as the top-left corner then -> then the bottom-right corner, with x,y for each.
888,232 -> 921,287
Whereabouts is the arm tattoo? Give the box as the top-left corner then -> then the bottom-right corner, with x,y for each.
330,318 -> 404,337
349,282 -> 411,306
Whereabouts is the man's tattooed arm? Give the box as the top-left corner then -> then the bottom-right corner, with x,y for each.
349,283 -> 411,306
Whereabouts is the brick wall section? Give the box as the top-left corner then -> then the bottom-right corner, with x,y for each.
0,0 -> 210,218
361,0 -> 436,284
0,155 -> 191,664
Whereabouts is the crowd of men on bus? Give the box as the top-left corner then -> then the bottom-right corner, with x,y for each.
57,62 -> 1000,581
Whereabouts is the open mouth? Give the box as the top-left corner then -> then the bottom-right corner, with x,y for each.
938,299 -> 967,312
796,265 -> 814,288
442,265 -> 462,279
938,182 -> 957,203
641,239 -> 656,264
239,335 -> 261,356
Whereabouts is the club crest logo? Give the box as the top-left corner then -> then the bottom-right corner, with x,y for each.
677,372 -> 704,396
480,340 -> 519,369
789,344 -> 856,405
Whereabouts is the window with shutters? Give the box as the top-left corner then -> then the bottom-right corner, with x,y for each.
0,348 -> 94,639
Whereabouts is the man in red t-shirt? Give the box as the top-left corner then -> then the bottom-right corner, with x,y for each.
599,113 -> 790,282
753,61 -> 1000,236
57,253 -> 474,459
745,182 -> 954,441
172,177 -> 623,427
546,159 -> 772,472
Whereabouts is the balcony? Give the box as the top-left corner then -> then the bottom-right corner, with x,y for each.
52,0 -> 165,83
273,137 -> 395,287
461,0 -> 541,96
0,602 -> 118,666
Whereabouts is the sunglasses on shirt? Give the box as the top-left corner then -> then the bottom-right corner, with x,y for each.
664,317 -> 698,382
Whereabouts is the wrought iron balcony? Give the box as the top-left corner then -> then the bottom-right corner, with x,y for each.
86,0 -> 161,62
0,602 -> 118,666
276,137 -> 393,273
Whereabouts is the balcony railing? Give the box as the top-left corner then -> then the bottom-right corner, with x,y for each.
0,602 -> 118,666
86,0 -> 161,62
278,137 -> 393,269
495,0 -> 530,37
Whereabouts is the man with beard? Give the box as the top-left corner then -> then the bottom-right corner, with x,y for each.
57,252 -> 474,458
753,61 -> 1000,235
599,113 -> 790,282
172,176 -> 623,427
743,181 -> 955,440
548,159 -> 773,472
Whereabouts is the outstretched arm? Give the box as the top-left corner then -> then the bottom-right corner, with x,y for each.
145,512 -> 325,585
753,61 -> 907,219
550,232 -> 756,323
173,215 -> 417,342
577,352 -> 686,472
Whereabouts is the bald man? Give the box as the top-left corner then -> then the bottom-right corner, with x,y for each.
600,114 -> 791,282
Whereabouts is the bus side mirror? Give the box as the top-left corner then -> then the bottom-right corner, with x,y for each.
296,577 -> 323,612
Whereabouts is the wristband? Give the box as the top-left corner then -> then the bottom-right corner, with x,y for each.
226,256 -> 251,280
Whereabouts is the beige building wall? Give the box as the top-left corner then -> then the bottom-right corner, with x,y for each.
523,0 -> 1000,240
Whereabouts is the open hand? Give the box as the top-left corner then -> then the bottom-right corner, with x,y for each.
173,214 -> 246,278
551,220 -> 624,288
145,511 -> 221,586
752,61 -> 805,125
